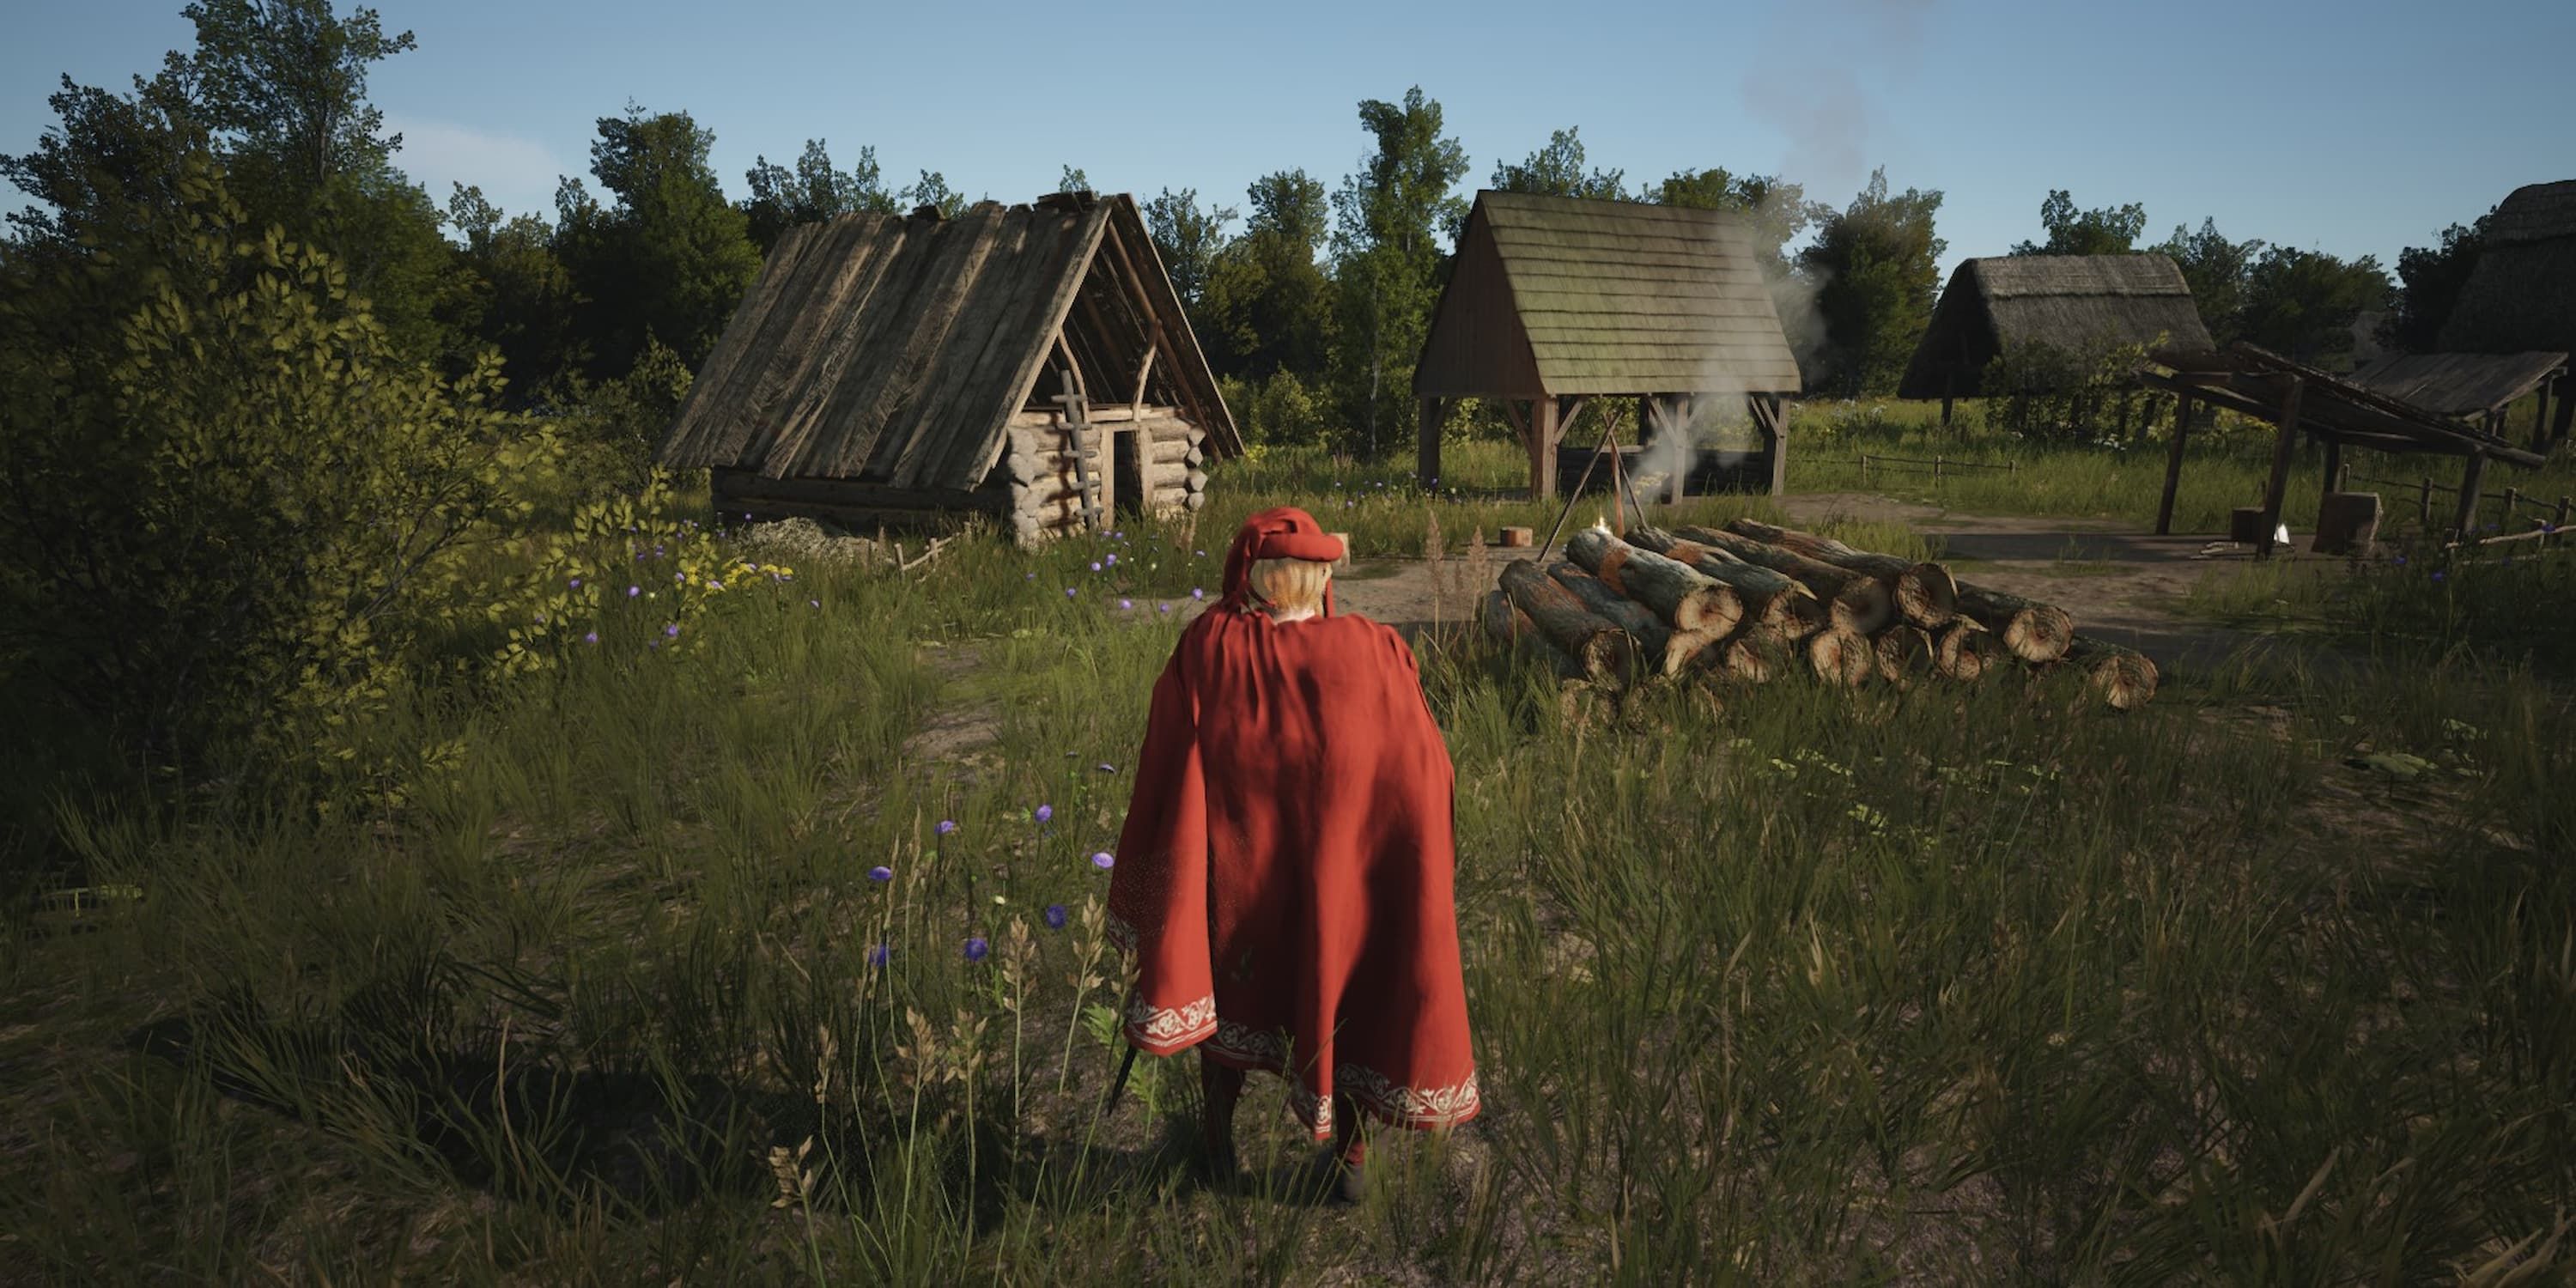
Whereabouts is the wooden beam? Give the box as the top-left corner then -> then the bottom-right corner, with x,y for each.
1498,398 -> 1529,441
2550,373 -> 2573,448
2156,392 -> 2193,536
1054,332 -> 1088,402
2257,377 -> 2306,558
1418,395 -> 1444,491
2452,450 -> 2488,541
1129,343 -> 1157,417
2320,437 -> 2344,510
1530,395 -> 1559,501
1752,394 -> 1789,496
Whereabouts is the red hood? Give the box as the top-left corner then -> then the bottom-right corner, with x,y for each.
1219,507 -> 1345,614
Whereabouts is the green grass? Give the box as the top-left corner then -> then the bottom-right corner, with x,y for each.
4,427 -> 2574,1283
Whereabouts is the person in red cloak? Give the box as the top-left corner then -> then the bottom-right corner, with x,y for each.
1106,506 -> 1479,1196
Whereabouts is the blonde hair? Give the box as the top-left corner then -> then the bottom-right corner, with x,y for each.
1248,556 -> 1332,614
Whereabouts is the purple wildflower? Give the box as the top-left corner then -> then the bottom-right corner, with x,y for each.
810,598 -> 821,609
1191,587 -> 1205,600
1159,603 -> 1171,614
1035,804 -> 1054,823
665,623 -> 681,638
964,937 -> 990,962
1026,572 -> 1036,580
629,585 -> 641,598
937,819 -> 957,836
868,865 -> 893,883
1045,903 -> 1068,930
1119,598 -> 1133,610
706,580 -> 723,592
1106,553 -> 1118,566
1091,561 -> 1103,572
584,631 -> 599,645
1097,762 -> 1115,774
1091,851 -> 1115,870
2391,556 -> 2407,568
1066,586 -> 1078,598
867,944 -> 890,967
2432,570 -> 2445,582
568,577 -> 582,590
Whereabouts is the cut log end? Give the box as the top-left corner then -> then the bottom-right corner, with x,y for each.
1896,562 -> 1959,629
1874,625 -> 1936,687
1935,622 -> 1996,682
1830,580 -> 1896,635
1805,627 -> 1876,688
1715,627 -> 1790,684
2002,605 -> 2076,664
2066,636 -> 2159,711
1764,591 -> 1829,641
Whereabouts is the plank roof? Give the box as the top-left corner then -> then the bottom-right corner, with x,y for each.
2347,350 -> 2567,417
1899,255 -> 2213,399
1413,190 -> 1801,398
659,193 -> 1237,490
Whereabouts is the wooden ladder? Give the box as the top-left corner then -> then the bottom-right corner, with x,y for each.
1049,368 -> 1105,532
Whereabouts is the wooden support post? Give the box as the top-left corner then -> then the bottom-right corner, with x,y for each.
1757,394 -> 1789,496
2419,478 -> 2433,530
2452,451 -> 2488,542
2534,380 -> 2555,453
2319,437 -> 2343,514
2155,392 -> 2193,535
2257,377 -> 2306,558
1417,396 -> 1443,491
1530,395 -> 1559,501
1668,395 -> 1692,503
2551,497 -> 2570,547
2552,373 -> 2575,447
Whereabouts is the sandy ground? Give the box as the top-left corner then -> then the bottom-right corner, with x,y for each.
1326,492 -> 2352,675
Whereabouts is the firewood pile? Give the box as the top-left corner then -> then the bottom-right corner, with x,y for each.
1479,519 -> 2159,711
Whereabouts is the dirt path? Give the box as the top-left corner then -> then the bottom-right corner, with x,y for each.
1327,493 -> 2348,675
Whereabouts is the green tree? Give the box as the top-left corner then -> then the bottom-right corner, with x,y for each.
1057,164 -> 1091,193
2009,189 -> 2147,256
1795,167 -> 1947,396
0,60 -> 213,256
1489,126 -> 1626,201
902,169 -> 964,218
1327,87 -> 1469,456
1142,186 -> 1236,309
2379,210 -> 2494,354
2238,245 -> 2390,368
740,138 -> 893,252
179,0 -> 459,362
1655,167 -> 1819,275
2151,216 -> 2265,348
442,184 -> 585,399
553,105 -> 762,376
1199,170 -> 1332,385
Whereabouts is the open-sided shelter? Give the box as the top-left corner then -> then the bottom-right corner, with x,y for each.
659,191 -> 1239,547
2141,343 -> 2548,551
2437,179 -> 2576,449
1899,255 -> 2212,421
1411,191 -> 1803,500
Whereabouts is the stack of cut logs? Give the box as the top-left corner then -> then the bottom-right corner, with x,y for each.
1480,519 -> 2158,710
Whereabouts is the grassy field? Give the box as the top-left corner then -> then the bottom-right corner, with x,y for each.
4,407 -> 2573,1283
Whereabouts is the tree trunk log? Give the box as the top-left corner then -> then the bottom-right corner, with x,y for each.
1806,627 -> 1876,687
2062,635 -> 2159,711
1874,625 -> 1936,688
1622,526 -> 1823,639
1564,527 -> 1737,635
1548,562 -> 1692,676
1713,625 -> 1791,683
1934,620 -> 1996,682
1499,559 -> 1636,684
1723,518 -> 1958,628
1953,581 -> 2075,663
1482,590 -> 1585,681
1674,524 -> 1895,633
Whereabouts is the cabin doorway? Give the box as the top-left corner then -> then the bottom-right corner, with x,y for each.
1112,427 -> 1145,518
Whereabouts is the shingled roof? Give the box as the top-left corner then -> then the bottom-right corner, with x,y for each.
2439,179 -> 2576,356
659,192 -> 1236,492
1899,255 -> 2212,399
1412,191 -> 1802,398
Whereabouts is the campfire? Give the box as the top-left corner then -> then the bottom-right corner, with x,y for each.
1480,519 -> 2157,711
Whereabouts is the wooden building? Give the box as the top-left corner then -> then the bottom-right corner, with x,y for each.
2438,179 -> 2576,449
1899,255 -> 2213,420
1411,191 -> 1804,500
659,191 -> 1239,546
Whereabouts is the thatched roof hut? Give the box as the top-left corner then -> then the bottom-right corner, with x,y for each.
1412,190 -> 1803,498
660,191 -> 1236,546
2439,179 -> 2576,356
1898,255 -> 2212,402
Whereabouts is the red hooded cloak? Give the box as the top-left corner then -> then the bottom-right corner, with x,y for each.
1106,507 -> 1479,1139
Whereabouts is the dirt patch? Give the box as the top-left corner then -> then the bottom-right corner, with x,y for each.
903,645 -> 1001,773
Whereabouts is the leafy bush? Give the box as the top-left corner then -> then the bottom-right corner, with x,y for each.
0,164 -> 557,787
543,333 -> 694,489
1982,337 -> 2164,446
1220,370 -> 1333,448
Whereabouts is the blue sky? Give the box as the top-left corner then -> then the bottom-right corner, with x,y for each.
6,0 -> 2569,281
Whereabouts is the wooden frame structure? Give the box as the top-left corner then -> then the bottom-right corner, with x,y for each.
1412,191 -> 1802,501
660,191 -> 1238,546
2439,179 -> 2576,450
2140,343 -> 2549,553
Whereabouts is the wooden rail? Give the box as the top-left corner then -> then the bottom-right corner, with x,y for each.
2344,471 -> 2569,535
1852,453 -> 2019,483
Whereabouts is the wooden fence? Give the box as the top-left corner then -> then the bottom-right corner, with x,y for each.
1852,453 -> 2019,484
2343,471 -> 2571,548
